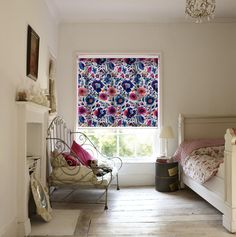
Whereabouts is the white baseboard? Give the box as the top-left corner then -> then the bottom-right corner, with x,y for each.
17,218 -> 31,237
0,218 -> 17,237
223,206 -> 236,233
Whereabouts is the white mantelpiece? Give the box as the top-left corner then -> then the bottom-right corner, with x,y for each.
17,102 -> 49,237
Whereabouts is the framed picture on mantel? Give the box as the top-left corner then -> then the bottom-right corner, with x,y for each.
26,25 -> 40,81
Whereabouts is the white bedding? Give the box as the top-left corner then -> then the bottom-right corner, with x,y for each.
49,165 -> 118,187
49,150 -> 118,187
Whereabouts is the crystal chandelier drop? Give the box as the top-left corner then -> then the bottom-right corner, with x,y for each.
185,0 -> 216,23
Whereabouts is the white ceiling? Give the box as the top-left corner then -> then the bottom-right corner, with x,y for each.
45,0 -> 236,23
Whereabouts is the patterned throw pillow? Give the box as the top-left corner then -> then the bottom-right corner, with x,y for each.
62,152 -> 80,166
51,150 -> 68,168
71,140 -> 95,166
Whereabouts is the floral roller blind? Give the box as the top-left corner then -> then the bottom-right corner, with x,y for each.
77,57 -> 159,127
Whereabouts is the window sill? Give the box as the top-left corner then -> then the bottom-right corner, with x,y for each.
122,158 -> 156,164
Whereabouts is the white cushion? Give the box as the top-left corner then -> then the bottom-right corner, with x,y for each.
49,165 -> 117,187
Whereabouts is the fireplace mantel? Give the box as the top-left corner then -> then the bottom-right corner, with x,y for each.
17,102 -> 49,237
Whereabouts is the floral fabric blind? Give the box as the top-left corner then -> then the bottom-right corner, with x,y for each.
77,57 -> 158,127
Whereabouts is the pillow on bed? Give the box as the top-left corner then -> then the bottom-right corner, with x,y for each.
62,152 -> 80,166
182,146 -> 224,183
51,150 -> 69,168
71,140 -> 95,166
173,138 -> 224,162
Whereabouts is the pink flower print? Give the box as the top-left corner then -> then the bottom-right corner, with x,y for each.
129,92 -> 138,101
124,109 -> 129,117
137,87 -> 146,97
99,92 -> 108,101
78,106 -> 87,115
146,120 -> 151,126
107,106 -> 116,115
153,109 -> 158,117
137,107 -> 146,115
94,110 -> 98,116
78,87 -> 88,97
108,87 -> 116,96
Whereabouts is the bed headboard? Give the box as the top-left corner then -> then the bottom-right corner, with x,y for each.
178,114 -> 236,145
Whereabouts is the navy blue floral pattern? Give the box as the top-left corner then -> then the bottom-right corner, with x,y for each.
77,58 -> 159,127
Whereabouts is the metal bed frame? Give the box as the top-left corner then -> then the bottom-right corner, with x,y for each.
46,116 -> 122,209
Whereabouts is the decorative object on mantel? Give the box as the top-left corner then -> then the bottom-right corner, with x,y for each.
16,80 -> 49,107
185,0 -> 216,23
27,25 -> 40,81
30,173 -> 52,222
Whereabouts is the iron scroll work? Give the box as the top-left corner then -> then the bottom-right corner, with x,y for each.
46,116 -> 122,210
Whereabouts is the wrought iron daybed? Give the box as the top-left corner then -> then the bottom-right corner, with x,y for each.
46,116 -> 122,209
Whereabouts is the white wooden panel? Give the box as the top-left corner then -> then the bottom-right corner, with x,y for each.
117,162 -> 155,186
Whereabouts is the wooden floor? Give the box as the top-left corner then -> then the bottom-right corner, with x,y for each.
43,186 -> 234,237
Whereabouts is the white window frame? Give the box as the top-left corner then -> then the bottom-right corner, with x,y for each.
78,127 -> 159,162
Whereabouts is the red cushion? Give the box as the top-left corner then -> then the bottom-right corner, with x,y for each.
62,152 -> 80,166
71,140 -> 94,166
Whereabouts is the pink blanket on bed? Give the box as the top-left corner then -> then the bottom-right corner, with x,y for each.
174,138 -> 224,162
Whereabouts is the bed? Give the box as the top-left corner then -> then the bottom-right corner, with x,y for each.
46,116 -> 122,210
177,114 -> 236,233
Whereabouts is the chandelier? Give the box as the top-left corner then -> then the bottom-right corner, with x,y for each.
185,0 -> 216,23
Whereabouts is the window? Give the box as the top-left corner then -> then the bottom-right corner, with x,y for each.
76,55 -> 160,160
78,128 -> 158,160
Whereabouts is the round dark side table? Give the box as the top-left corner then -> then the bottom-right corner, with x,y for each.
155,158 -> 179,192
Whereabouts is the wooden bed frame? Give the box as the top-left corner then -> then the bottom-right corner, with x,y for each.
178,114 -> 236,233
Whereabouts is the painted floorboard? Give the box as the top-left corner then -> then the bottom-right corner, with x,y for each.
34,186 -> 234,237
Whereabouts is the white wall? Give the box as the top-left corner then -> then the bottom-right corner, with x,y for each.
0,0 -> 58,236
57,23 -> 236,157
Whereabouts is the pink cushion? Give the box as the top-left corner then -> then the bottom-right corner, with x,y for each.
62,152 -> 80,166
71,140 -> 94,166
